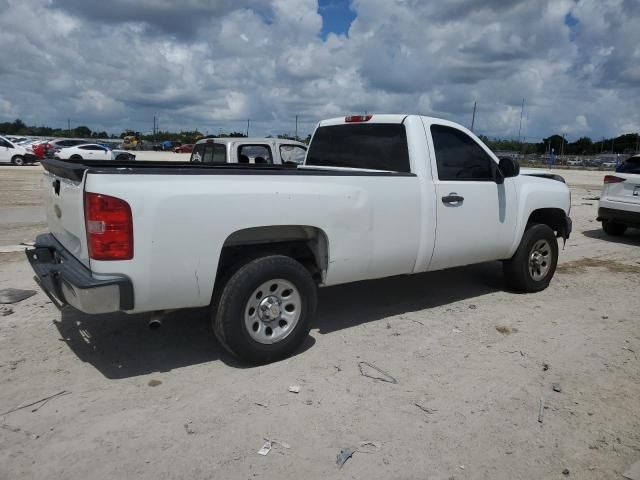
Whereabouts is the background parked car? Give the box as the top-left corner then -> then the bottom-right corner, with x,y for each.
174,143 -> 194,153
46,139 -> 86,158
55,143 -> 135,161
0,135 -> 37,165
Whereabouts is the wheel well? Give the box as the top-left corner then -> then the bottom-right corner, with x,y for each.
215,226 -> 329,287
527,208 -> 567,237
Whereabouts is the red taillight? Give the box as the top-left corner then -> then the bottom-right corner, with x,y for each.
604,175 -> 625,184
345,114 -> 372,123
84,192 -> 133,260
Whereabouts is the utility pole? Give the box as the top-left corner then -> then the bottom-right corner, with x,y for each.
246,119 -> 250,137
611,137 -> 615,153
153,116 -> 156,145
295,115 -> 298,140
560,133 -> 566,158
67,118 -> 71,137
470,101 -> 477,131
517,98 -> 525,144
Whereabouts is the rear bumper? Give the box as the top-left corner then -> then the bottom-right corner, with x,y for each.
25,234 -> 133,314
597,207 -> 640,228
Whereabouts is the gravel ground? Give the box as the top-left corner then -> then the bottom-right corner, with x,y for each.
0,163 -> 639,480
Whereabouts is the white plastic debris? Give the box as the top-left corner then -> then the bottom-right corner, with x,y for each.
288,385 -> 300,394
258,441 -> 272,456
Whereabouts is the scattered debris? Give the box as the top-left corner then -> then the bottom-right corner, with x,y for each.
254,402 -> 268,408
583,196 -> 600,200
265,438 -> 291,449
184,420 -> 195,435
562,467 -> 570,476
258,441 -> 272,456
495,325 -> 518,335
358,361 -> 398,384
336,447 -> 356,468
411,319 -> 424,326
1,423 -> 39,439
304,400 -> 313,406
0,288 -> 36,304
414,403 -> 437,415
359,441 -> 381,450
602,315 -> 609,320
288,385 -> 300,394
148,379 -> 162,387
538,397 -> 545,423
0,306 -> 13,316
623,460 -> 640,480
581,202 -> 594,206
542,362 -> 550,371
452,327 -> 462,334
1,390 -> 70,416
552,383 -> 562,393
468,304 -> 477,310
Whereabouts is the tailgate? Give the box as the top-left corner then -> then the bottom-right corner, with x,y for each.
42,164 -> 90,267
604,172 -> 640,206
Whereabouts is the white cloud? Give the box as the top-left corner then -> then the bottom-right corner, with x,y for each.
0,0 -> 638,140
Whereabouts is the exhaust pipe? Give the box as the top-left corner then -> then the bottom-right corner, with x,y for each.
148,311 -> 163,330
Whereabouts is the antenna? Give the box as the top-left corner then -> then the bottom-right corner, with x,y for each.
517,98 -> 524,144
471,101 -> 477,131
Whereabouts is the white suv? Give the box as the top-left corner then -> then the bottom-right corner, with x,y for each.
597,154 -> 640,235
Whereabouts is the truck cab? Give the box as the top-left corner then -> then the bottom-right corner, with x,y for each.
190,137 -> 307,165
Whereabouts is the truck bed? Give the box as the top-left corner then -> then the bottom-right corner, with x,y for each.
42,158 -> 414,182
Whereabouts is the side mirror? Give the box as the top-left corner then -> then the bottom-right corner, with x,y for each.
498,156 -> 520,178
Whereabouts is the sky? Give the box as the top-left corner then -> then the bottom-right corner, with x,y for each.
0,0 -> 638,140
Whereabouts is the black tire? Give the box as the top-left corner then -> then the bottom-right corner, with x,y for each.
602,221 -> 626,236
211,255 -> 317,364
11,155 -> 25,166
503,223 -> 558,292
70,155 -> 83,161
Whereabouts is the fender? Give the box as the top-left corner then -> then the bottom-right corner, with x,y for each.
507,174 -> 571,258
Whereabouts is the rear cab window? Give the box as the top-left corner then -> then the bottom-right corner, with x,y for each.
616,156 -> 640,174
306,124 -> 410,172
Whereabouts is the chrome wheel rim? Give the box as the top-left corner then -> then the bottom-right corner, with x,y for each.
529,239 -> 552,281
244,279 -> 301,344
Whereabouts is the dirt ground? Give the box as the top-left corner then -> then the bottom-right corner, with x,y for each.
0,163 -> 639,480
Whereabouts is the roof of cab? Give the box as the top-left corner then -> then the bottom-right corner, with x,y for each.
195,137 -> 307,147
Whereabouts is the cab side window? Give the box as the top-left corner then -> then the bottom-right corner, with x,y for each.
431,125 -> 494,181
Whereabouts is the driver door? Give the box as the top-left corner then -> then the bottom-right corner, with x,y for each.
426,123 -> 517,270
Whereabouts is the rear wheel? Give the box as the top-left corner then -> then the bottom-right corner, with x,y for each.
504,223 -> 558,292
70,155 -> 83,161
602,220 -> 626,236
211,255 -> 317,364
11,156 -> 25,166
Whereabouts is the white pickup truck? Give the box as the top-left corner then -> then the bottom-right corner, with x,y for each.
27,114 -> 572,363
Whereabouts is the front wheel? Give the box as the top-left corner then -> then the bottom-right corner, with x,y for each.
11,156 -> 25,166
503,224 -> 558,292
211,255 -> 317,364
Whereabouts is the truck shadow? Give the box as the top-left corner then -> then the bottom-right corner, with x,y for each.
54,261 -> 504,378
582,228 -> 640,245
315,261 -> 504,333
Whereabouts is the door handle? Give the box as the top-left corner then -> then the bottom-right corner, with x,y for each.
442,194 -> 464,205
